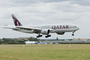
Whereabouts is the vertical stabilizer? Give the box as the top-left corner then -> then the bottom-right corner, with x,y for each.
12,14 -> 22,26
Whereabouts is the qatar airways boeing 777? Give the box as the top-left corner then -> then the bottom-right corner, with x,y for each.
4,14 -> 79,38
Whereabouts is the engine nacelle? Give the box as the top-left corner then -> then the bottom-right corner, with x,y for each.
56,32 -> 65,35
41,29 -> 50,35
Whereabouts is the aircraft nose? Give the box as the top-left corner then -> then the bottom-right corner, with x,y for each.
77,27 -> 80,30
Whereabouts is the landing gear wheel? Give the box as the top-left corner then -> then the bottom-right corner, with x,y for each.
37,35 -> 42,38
45,35 -> 51,38
72,34 -> 74,36
37,36 -> 39,38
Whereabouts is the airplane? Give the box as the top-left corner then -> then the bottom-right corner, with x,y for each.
4,14 -> 80,38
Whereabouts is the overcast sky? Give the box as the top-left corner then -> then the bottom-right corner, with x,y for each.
0,0 -> 90,39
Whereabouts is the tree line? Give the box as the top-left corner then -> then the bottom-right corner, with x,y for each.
0,37 -> 39,44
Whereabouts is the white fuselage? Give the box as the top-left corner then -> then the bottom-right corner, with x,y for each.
11,24 -> 79,34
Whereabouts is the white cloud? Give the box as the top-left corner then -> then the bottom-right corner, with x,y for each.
71,0 -> 90,6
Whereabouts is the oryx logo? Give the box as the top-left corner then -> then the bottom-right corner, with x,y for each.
14,19 -> 21,26
12,15 -> 22,26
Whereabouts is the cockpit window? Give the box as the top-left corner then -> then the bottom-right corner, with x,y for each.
69,25 -> 77,28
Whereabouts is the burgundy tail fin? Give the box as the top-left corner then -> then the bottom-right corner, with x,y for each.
12,14 -> 22,26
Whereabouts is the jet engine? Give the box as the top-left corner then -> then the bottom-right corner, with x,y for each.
56,32 -> 65,35
41,29 -> 50,35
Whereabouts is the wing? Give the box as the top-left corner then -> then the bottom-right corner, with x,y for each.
16,26 -> 42,33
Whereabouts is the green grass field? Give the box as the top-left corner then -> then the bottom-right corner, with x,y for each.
0,44 -> 90,60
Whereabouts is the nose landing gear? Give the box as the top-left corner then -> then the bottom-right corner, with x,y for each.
72,31 -> 75,36
72,34 -> 74,36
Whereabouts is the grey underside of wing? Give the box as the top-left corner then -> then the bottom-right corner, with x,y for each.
16,27 -> 41,33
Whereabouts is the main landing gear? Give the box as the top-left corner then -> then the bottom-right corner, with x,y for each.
45,35 -> 51,38
37,35 -> 51,38
37,34 -> 51,38
37,35 -> 42,38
